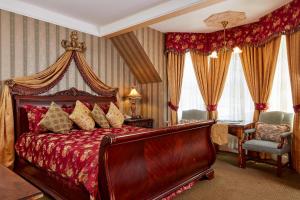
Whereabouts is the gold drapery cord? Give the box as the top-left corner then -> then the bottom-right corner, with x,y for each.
167,52 -> 185,125
286,30 -> 300,172
240,36 -> 281,122
207,50 -> 231,120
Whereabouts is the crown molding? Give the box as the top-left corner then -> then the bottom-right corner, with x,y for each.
0,0 -> 223,37
0,0 -> 100,36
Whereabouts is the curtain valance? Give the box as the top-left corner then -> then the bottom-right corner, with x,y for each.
165,0 -> 300,54
0,31 -> 117,168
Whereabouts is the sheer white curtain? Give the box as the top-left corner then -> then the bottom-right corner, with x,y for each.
269,35 -> 293,113
218,53 -> 254,121
178,52 -> 206,120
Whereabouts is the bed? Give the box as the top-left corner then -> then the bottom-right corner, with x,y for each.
13,87 -> 216,200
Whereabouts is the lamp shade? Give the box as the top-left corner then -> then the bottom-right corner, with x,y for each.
127,87 -> 142,100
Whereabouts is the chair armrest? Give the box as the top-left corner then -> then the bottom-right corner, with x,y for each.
278,132 -> 292,149
280,131 -> 292,138
244,128 -> 256,135
243,128 -> 256,141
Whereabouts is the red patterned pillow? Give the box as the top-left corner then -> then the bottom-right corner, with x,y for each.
61,105 -> 74,114
23,105 -> 48,133
23,104 -> 75,133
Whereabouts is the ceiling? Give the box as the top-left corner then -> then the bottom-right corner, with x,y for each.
0,0 -> 293,37
20,0 -> 168,26
151,0 -> 293,33
1,0 -> 215,37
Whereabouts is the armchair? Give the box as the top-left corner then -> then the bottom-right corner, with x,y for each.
181,109 -> 208,121
241,111 -> 294,177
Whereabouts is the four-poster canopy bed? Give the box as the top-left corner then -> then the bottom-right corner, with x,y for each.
1,31 -> 216,200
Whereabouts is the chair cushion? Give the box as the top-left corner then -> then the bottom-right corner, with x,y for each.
242,140 -> 290,155
255,122 -> 290,143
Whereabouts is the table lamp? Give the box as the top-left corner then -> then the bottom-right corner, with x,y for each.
127,87 -> 142,118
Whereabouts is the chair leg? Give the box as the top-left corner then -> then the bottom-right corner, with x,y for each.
240,148 -> 246,168
277,155 -> 282,177
288,152 -> 293,169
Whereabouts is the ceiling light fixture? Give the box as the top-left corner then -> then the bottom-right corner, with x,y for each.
204,11 -> 246,58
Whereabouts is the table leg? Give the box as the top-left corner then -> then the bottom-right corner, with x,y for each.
237,129 -> 244,168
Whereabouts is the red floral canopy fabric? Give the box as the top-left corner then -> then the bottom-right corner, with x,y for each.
166,0 -> 300,53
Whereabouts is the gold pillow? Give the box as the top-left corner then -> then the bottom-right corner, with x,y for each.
69,100 -> 95,131
106,102 -> 124,128
74,100 -> 91,114
91,104 -> 110,128
38,102 -> 73,133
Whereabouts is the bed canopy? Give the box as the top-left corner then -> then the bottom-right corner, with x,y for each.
0,31 -> 118,168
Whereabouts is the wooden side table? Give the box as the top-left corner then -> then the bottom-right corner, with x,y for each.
124,118 -> 154,128
227,121 -> 254,167
0,164 -> 43,200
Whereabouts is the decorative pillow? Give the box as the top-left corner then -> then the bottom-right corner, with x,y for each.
61,105 -> 74,114
97,103 -> 119,114
38,102 -> 73,133
255,122 -> 290,143
69,100 -> 95,130
74,100 -> 91,114
91,104 -> 110,128
23,105 -> 48,133
106,102 -> 124,128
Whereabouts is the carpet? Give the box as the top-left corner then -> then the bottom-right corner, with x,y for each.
175,153 -> 300,200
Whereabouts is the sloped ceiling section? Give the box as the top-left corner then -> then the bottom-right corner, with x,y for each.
111,32 -> 162,84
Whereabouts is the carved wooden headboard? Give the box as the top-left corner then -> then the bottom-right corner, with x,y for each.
13,87 -> 117,140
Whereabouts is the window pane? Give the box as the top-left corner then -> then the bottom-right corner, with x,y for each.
269,35 -> 293,113
218,53 -> 254,121
178,52 -> 206,120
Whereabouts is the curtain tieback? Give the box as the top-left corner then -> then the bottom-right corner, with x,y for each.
255,103 -> 269,111
207,104 -> 217,112
168,101 -> 179,111
293,104 -> 300,113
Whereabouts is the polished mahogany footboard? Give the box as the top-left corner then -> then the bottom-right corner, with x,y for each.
99,121 -> 216,200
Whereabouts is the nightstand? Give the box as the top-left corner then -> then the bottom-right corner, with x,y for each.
0,164 -> 43,200
124,118 -> 154,128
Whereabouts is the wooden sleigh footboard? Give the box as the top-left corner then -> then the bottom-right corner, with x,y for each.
99,121 -> 216,200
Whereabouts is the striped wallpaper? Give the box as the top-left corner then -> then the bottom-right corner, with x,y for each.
0,9 -> 167,127
134,28 -> 168,127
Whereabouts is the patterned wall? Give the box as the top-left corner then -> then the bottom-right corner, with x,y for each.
0,10 -> 167,127
134,28 -> 167,127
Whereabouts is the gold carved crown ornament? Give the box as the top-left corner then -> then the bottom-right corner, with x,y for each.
61,31 -> 86,52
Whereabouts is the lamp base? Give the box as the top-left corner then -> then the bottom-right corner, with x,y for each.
130,100 -> 137,118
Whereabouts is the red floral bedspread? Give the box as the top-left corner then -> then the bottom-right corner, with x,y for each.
15,126 -> 147,200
